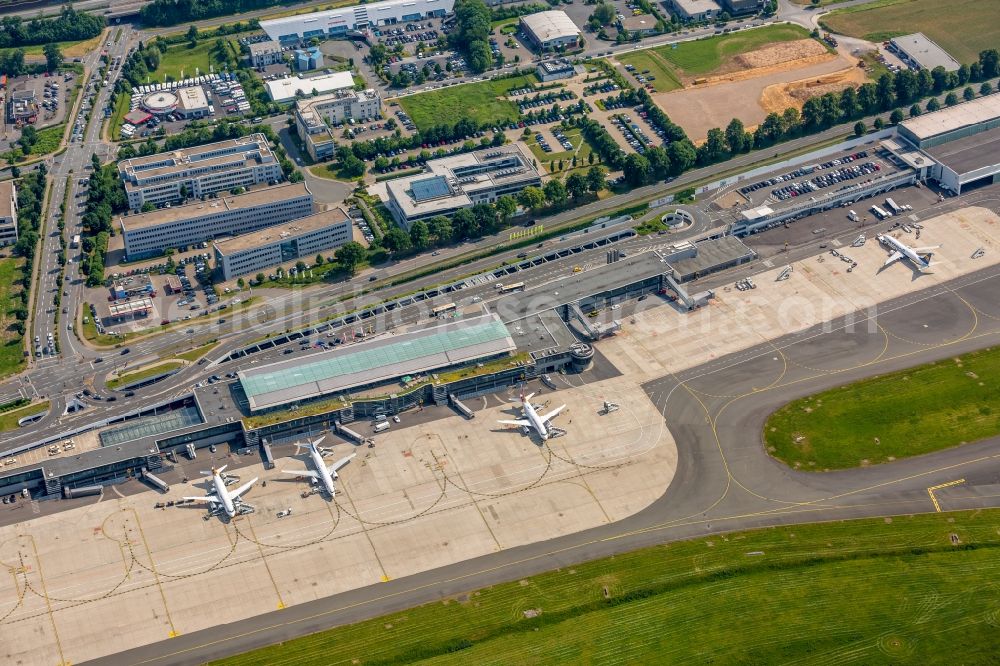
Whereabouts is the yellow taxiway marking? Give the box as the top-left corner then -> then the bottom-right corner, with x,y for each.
927,479 -> 965,512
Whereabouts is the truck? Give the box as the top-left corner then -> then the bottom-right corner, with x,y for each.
885,197 -> 903,215
373,421 -> 390,433
71,234 -> 80,248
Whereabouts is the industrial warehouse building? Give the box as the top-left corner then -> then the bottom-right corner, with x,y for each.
385,144 -> 541,228
888,33 -> 961,72
898,95 -> 1000,194
520,11 -> 581,51
118,134 -> 283,210
213,207 -> 353,280
260,0 -> 454,42
717,0 -> 765,14
120,183 -> 314,259
265,71 -> 357,103
0,180 -> 18,246
237,313 -> 517,412
665,0 -> 720,21
295,88 -> 383,160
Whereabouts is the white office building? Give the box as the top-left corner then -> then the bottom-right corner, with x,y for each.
665,0 -> 720,21
295,88 -> 382,160
520,11 -> 581,51
266,71 -> 357,103
214,207 -> 353,280
260,0 -> 454,42
117,133 -> 283,210
385,144 -> 541,228
0,180 -> 17,246
120,183 -> 314,259
248,40 -> 284,68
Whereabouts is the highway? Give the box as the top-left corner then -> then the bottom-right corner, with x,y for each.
89,245 -> 1000,666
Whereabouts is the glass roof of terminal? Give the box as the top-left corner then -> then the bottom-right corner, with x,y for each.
240,318 -> 512,399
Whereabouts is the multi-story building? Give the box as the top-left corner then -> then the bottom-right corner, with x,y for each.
385,144 -> 541,228
295,46 -> 325,71
0,180 -> 18,246
248,40 -> 284,68
214,207 -> 353,280
120,183 -> 314,259
295,88 -> 382,160
117,134 -> 283,210
260,0 -> 454,42
265,71 -> 357,103
7,89 -> 37,124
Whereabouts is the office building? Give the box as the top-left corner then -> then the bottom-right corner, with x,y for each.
248,40 -> 284,68
520,11 -> 581,51
718,0 -> 765,14
536,59 -> 578,82
385,144 -> 541,228
0,180 -> 17,246
7,89 -> 37,124
117,133 -> 283,210
295,46 -> 325,71
266,70 -> 356,103
260,0 -> 454,42
888,33 -> 961,72
665,0 -> 720,21
295,88 -> 382,160
120,183 -> 314,259
214,207 -> 352,280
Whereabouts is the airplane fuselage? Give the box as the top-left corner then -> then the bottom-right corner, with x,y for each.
213,473 -> 237,518
310,445 -> 337,496
522,402 -> 550,440
878,234 -> 932,270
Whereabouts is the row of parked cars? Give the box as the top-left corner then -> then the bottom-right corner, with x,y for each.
741,151 -> 872,195
393,108 -> 416,132
770,161 -> 881,201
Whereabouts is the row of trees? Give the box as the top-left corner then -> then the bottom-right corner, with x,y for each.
450,0 -> 494,74
7,168 -> 48,335
140,0 -> 294,27
80,155 -> 128,287
0,6 -> 103,49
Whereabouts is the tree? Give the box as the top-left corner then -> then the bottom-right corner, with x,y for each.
315,254 -> 324,266
383,226 -> 412,253
178,183 -> 189,199
980,82 -> 994,96
586,165 -> 606,193
428,216 -> 453,245
926,97 -> 941,112
889,109 -> 904,125
873,117 -> 884,130
43,42 -> 62,72
724,118 -> 746,154
945,92 -> 959,106
543,178 -> 567,205
295,260 -> 308,274
909,103 -> 922,118
697,128 -> 728,164
853,121 -> 866,137
666,140 -> 696,175
18,125 -> 38,151
494,195 -> 517,221
340,154 -> 366,178
237,277 -> 245,289
334,242 -> 366,275
622,153 -> 650,187
409,219 -> 430,250
963,86 -> 976,101
517,186 -> 545,210
590,1 -> 616,25
255,272 -> 265,284
186,24 -> 198,45
565,172 -> 588,200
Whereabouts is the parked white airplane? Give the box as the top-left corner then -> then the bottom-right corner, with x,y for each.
498,392 -> 566,441
281,436 -> 355,497
877,233 -> 939,273
183,465 -> 258,518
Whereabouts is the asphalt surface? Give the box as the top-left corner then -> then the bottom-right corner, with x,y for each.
88,246 -> 1000,666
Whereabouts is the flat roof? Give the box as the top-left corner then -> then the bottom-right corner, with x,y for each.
670,0 -> 721,14
520,10 -> 581,42
238,313 -> 516,411
109,297 -> 153,316
890,33 -> 960,72
667,236 -> 756,279
177,85 -> 209,110
497,253 -> 667,322
619,14 -> 657,31
925,125 -> 1000,176
214,207 -> 349,255
248,40 -> 281,55
900,95 -> 1000,140
266,71 -> 355,101
0,180 -> 14,219
119,133 -> 271,173
120,183 -> 311,231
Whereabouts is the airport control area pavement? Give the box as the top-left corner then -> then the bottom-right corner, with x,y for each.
0,200 -> 997,665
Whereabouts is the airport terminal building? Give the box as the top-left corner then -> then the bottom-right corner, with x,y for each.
386,145 -> 541,228
118,134 -> 283,210
120,183 -> 314,259
213,207 -> 353,280
260,0 -> 454,42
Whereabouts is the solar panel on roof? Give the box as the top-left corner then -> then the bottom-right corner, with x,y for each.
410,175 -> 451,202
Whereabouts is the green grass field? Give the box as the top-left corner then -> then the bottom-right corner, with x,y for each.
0,258 -> 27,378
151,38 -> 240,83
765,346 -> 1000,470
26,124 -> 65,156
0,400 -> 50,432
175,340 -> 219,363
653,23 -> 813,76
524,127 -> 595,170
822,0 -> 1000,65
615,50 -> 683,92
108,92 -> 131,141
397,74 -> 538,132
0,33 -> 105,61
213,510 -> 1000,665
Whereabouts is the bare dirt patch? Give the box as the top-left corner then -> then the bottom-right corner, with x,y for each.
734,39 -> 829,70
760,64 -> 868,115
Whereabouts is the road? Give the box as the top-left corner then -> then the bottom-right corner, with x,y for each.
88,244 -> 1000,666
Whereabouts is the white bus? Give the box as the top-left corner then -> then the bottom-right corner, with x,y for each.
431,302 -> 457,318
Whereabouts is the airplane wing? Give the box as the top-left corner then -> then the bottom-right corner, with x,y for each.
539,405 -> 566,424
327,454 -> 356,477
882,251 -> 904,267
915,246 -> 940,253
498,419 -> 531,427
281,469 -> 319,479
184,494 -> 221,505
229,477 -> 258,500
